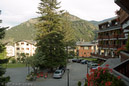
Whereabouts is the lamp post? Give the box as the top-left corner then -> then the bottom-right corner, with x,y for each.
87,64 -> 88,74
67,69 -> 70,86
27,62 -> 30,74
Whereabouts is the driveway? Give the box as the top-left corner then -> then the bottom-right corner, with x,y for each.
6,63 -> 88,86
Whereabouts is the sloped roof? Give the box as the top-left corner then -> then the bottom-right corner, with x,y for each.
76,41 -> 96,46
15,40 -> 36,45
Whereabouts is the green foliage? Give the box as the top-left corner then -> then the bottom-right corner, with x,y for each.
3,15 -> 98,43
0,27 -> 10,86
36,32 -> 67,69
78,81 -> 82,86
0,49 -> 6,59
20,53 -> 26,63
10,58 -> 16,64
34,0 -> 67,71
3,63 -> 26,68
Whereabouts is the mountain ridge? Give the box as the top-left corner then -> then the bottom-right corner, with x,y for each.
3,14 -> 98,43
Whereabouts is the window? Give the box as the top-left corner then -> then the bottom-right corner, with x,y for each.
84,52 -> 86,54
26,48 -> 29,50
21,42 -> 24,45
26,53 -> 29,56
17,53 -> 20,55
77,46 -> 80,50
21,48 -> 24,50
17,48 -> 20,50
16,43 -> 19,46
84,47 -> 88,50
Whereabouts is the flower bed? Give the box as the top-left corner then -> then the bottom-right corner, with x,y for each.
85,64 -> 126,86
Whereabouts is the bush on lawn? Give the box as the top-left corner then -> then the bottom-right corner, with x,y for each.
10,58 -> 16,64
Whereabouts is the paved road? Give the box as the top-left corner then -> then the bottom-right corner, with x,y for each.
5,63 -> 88,86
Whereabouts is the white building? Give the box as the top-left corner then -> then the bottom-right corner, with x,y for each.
14,40 -> 37,59
5,43 -> 15,57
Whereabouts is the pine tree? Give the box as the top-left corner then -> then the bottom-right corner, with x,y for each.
35,0 -> 67,70
0,10 -> 10,86
0,28 -> 10,86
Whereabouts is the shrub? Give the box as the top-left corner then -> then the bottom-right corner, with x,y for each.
10,58 -> 16,64
78,81 -> 82,86
86,64 -> 126,86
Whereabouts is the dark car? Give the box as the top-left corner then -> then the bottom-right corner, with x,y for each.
76,59 -> 83,63
81,60 -> 88,64
59,66 -> 66,72
72,58 -> 78,62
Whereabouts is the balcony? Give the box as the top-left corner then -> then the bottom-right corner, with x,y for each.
91,53 -> 117,60
109,35 -> 118,39
118,34 -> 125,38
114,59 -> 129,78
98,25 -> 121,33
103,36 -> 109,39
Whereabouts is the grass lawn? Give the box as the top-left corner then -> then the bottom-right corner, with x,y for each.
3,63 -> 26,68
83,58 -> 97,61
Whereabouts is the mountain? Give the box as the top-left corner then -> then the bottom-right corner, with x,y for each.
3,14 -> 98,42
89,16 -> 117,27
89,20 -> 99,27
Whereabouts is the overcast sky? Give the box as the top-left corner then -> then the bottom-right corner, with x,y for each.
0,0 -> 120,27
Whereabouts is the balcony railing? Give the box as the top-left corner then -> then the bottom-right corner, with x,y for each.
98,25 -> 121,32
118,34 -> 125,38
98,44 -> 122,49
114,59 -> 129,78
91,53 -> 117,59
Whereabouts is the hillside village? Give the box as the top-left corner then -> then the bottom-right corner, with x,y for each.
0,0 -> 129,86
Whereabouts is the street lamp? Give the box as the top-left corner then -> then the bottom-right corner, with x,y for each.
67,69 -> 70,86
87,64 -> 88,74
27,62 -> 30,74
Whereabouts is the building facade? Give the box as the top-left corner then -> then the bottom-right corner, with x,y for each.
76,41 -> 98,57
114,0 -> 129,81
5,43 -> 15,57
14,40 -> 36,59
92,17 -> 127,60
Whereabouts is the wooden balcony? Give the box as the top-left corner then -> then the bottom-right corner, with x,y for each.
119,9 -> 129,24
114,59 -> 129,78
92,53 -> 117,59
118,34 -> 125,38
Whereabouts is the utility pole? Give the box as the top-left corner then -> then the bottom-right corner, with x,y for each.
67,69 -> 70,86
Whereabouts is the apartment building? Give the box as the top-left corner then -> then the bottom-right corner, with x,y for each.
5,43 -> 15,57
76,41 -> 98,57
114,0 -> 129,81
14,40 -> 36,58
95,18 -> 126,59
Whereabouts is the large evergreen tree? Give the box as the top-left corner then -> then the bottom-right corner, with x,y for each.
0,27 -> 10,86
35,0 -> 67,70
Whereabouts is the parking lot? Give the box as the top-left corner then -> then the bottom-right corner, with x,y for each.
6,62 -> 88,86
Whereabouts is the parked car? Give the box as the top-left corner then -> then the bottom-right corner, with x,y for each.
72,58 -> 78,62
81,60 -> 88,64
87,61 -> 93,67
53,70 -> 64,79
76,59 -> 83,63
59,66 -> 66,72
89,63 -> 98,69
91,65 -> 100,70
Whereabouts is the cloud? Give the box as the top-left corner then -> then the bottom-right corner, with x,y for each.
0,0 -> 40,27
0,0 -> 120,27
59,0 -> 120,21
